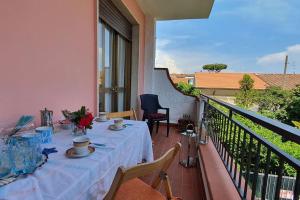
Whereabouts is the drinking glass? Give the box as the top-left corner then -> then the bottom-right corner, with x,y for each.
0,137 -> 12,178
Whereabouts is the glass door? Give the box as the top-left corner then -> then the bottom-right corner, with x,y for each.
98,21 -> 131,113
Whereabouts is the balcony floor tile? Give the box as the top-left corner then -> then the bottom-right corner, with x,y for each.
140,126 -> 205,200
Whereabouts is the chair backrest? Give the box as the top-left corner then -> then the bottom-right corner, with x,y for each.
104,142 -> 181,200
107,109 -> 137,120
140,94 -> 160,114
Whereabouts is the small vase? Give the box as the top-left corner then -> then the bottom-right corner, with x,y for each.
72,125 -> 86,136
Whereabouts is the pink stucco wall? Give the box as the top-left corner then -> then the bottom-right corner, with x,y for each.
0,0 -> 97,128
0,0 -> 146,130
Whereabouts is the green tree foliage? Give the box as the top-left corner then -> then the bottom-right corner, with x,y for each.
235,74 -> 257,108
292,121 -> 300,129
202,63 -> 227,72
257,86 -> 291,121
176,82 -> 201,96
285,86 -> 300,125
209,101 -> 300,176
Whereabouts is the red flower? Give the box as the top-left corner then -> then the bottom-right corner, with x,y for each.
78,113 -> 93,128
87,113 -> 93,121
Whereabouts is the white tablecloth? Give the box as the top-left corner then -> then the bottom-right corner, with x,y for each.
0,120 -> 153,200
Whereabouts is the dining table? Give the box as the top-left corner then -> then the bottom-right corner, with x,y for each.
0,120 -> 154,200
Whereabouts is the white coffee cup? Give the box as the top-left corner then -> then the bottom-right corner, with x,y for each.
114,118 -> 124,129
99,112 -> 107,121
73,136 -> 90,155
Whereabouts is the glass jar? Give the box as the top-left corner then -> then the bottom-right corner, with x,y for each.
0,137 -> 12,178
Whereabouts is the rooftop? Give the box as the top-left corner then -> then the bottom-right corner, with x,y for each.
257,74 -> 300,90
194,72 -> 268,90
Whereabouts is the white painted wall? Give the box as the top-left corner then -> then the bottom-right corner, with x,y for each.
140,17 -> 197,123
153,69 -> 198,123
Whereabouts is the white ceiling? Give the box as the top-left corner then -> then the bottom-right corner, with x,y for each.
136,0 -> 214,20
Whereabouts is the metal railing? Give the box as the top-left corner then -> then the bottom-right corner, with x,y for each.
199,94 -> 300,200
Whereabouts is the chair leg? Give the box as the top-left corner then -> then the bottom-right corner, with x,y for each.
156,121 -> 160,133
167,119 -> 170,137
148,120 -> 154,136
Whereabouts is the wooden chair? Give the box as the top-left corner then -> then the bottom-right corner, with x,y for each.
107,109 -> 137,120
104,142 -> 182,200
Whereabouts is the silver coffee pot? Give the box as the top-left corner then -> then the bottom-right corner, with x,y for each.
40,108 -> 53,129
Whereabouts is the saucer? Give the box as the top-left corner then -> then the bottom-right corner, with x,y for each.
108,124 -> 126,131
94,117 -> 108,122
65,146 -> 95,158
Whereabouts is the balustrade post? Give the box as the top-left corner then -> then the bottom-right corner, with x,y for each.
199,96 -> 209,145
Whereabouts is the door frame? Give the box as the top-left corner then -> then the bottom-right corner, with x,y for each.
98,21 -> 132,112
96,0 -> 140,116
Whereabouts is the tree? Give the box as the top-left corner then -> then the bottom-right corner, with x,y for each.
235,74 -> 256,108
239,74 -> 254,91
176,82 -> 201,96
202,63 -> 227,72
285,86 -> 300,125
257,86 -> 291,121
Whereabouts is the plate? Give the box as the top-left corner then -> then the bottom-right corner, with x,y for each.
108,124 -> 126,131
65,146 -> 95,158
94,117 -> 108,122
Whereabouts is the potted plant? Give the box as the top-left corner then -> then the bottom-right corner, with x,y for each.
62,106 -> 93,135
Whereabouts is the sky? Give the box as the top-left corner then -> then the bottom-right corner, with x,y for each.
155,0 -> 300,74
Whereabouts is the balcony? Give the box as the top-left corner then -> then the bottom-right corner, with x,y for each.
1,0 -> 299,199
198,94 -> 300,200
149,68 -> 300,200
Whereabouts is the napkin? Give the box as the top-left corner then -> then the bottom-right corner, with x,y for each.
42,147 -> 58,156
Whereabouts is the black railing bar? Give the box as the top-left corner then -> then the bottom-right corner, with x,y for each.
201,94 -> 300,144
224,117 -> 230,161
234,126 -> 241,181
226,120 -> 233,167
294,170 -> 300,200
230,123 -> 237,174
251,142 -> 261,200
232,118 -> 300,169
261,149 -> 271,200
216,113 -> 221,151
208,103 -> 229,118
239,129 -> 247,188
219,114 -> 225,154
208,103 -> 300,169
213,113 -> 218,144
274,158 -> 284,200
243,135 -> 253,198
224,118 -> 230,162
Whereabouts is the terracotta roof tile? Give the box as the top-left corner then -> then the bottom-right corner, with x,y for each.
194,72 -> 268,90
170,74 -> 192,84
257,74 -> 300,90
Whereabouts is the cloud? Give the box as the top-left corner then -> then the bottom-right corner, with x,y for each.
257,44 -> 300,73
257,52 -> 287,66
156,39 -> 171,49
155,50 -> 183,73
155,48 -> 249,74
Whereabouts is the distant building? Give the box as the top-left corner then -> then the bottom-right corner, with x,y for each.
171,73 -> 300,104
256,74 -> 300,90
194,72 -> 268,104
170,74 -> 195,85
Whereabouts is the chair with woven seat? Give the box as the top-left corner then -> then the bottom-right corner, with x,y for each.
107,109 -> 137,120
104,142 -> 182,200
140,94 -> 170,137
